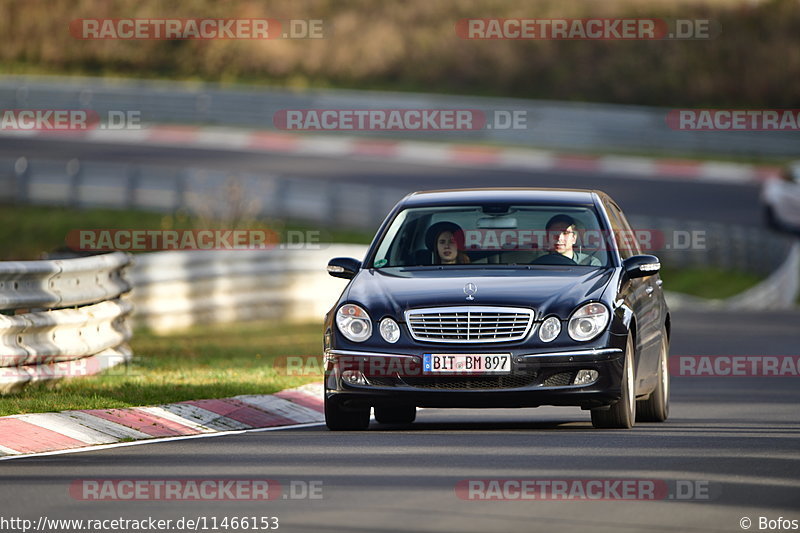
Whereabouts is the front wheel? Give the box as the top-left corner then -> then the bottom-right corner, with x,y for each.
637,328 -> 670,422
591,333 -> 636,429
325,396 -> 370,431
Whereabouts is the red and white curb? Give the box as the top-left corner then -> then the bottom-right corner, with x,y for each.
1,126 -> 780,185
0,382 -> 323,458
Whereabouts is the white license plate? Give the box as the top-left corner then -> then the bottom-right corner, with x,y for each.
423,354 -> 511,374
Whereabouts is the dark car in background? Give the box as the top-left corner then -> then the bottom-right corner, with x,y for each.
324,188 -> 670,430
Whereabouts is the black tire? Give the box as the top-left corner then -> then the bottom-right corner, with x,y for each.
325,397 -> 370,431
591,333 -> 636,429
636,328 -> 670,422
374,405 -> 417,424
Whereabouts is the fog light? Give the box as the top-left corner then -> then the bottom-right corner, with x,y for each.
574,369 -> 599,385
342,370 -> 367,385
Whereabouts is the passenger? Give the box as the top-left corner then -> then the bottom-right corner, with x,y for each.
539,214 -> 601,266
425,222 -> 471,265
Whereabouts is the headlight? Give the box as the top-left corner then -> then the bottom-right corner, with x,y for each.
568,303 -> 610,342
538,316 -> 561,342
379,317 -> 400,343
336,304 -> 372,342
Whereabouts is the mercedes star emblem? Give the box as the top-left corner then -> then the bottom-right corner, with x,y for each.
464,282 -> 478,301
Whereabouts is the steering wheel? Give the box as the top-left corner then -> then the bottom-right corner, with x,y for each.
530,253 -> 578,266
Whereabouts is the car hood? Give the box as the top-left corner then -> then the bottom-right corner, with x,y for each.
344,267 -> 615,320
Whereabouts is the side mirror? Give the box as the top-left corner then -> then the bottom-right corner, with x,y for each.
622,255 -> 660,279
327,257 -> 361,280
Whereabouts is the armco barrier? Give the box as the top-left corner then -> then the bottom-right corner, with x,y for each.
626,215 -> 793,279
0,346 -> 133,396
2,75 -> 799,158
0,252 -> 133,394
129,245 -> 369,333
0,252 -> 131,310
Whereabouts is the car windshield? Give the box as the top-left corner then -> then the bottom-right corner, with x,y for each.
371,204 -> 611,268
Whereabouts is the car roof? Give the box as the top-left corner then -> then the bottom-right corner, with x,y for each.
399,188 -> 606,208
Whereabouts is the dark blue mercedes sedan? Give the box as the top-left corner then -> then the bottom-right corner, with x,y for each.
324,188 -> 670,430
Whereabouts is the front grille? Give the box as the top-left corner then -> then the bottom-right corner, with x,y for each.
405,306 -> 535,343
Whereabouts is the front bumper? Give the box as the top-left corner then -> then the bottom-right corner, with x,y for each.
324,346 -> 625,410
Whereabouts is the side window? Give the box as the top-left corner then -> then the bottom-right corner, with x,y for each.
603,201 -> 640,260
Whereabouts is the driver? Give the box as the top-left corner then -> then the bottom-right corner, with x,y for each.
540,214 -> 601,266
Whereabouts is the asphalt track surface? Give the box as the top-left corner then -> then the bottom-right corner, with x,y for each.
0,137 -> 798,532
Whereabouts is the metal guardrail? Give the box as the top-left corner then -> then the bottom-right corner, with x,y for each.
626,215 -> 793,278
129,245 -> 367,333
0,155 -> 404,230
0,253 -> 133,394
0,345 -> 132,395
1,75 -> 799,158
0,252 -> 131,310
0,299 -> 132,367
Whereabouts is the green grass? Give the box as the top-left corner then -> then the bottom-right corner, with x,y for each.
0,204 -> 372,261
0,320 -> 323,416
660,267 -> 762,299
0,205 -> 173,261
